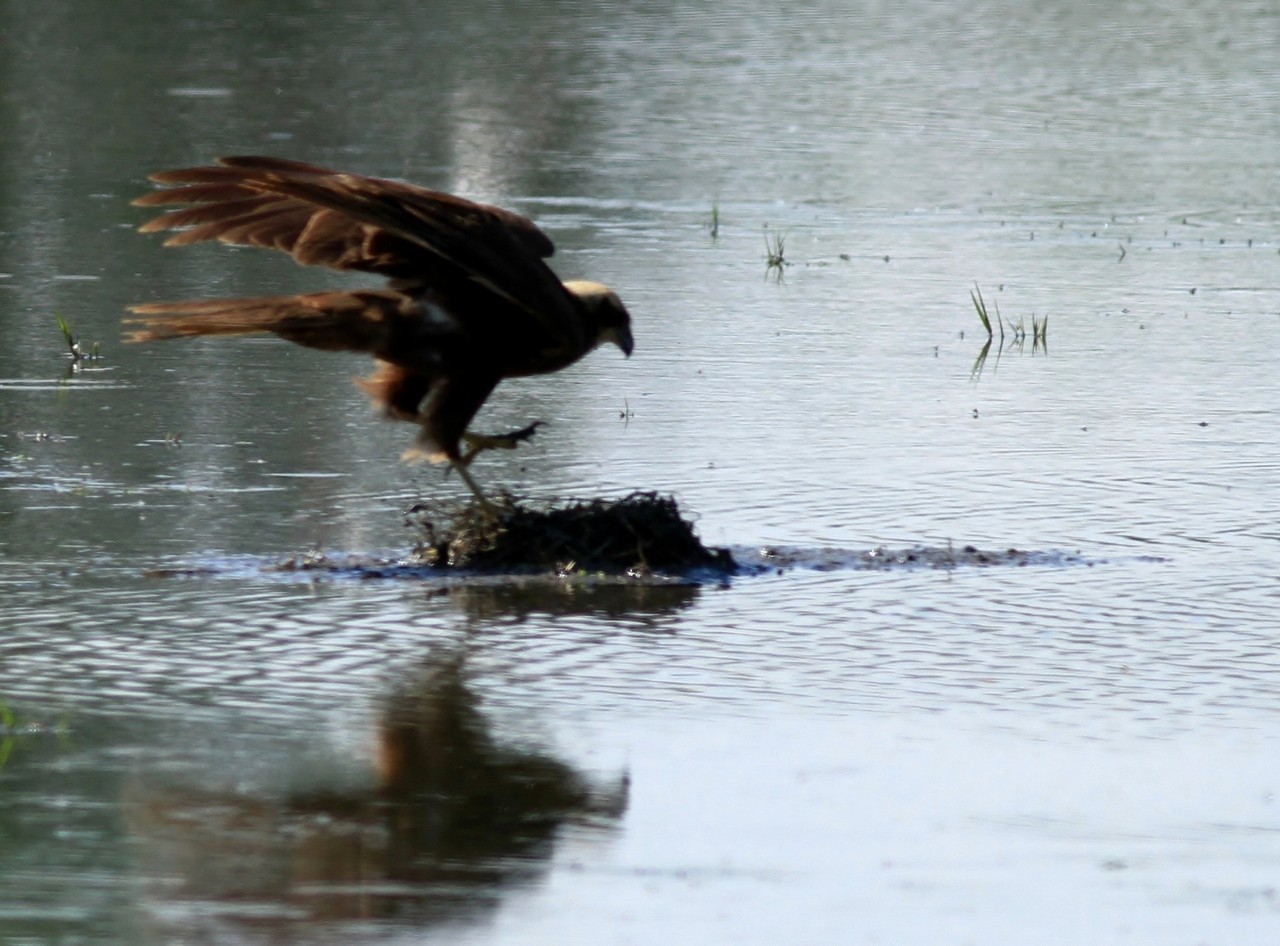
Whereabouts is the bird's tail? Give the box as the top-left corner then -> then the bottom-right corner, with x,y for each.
125,290 -> 408,352
126,296 -> 308,342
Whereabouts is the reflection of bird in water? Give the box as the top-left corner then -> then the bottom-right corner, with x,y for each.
126,156 -> 634,506
124,654 -> 627,936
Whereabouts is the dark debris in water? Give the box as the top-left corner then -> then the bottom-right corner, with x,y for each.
735,543 -> 1092,574
147,497 -> 1120,584
403,491 -> 736,577
156,540 -> 1099,584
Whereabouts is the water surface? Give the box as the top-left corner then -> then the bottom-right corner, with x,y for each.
3,1 -> 1279,943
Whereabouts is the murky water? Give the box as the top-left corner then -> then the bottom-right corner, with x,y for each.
3,1 -> 1280,943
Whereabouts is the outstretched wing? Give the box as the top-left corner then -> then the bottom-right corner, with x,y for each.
134,156 -> 586,352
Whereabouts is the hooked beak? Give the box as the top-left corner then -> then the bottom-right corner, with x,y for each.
603,325 -> 634,357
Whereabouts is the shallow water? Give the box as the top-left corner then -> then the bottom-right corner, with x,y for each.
3,1 -> 1280,943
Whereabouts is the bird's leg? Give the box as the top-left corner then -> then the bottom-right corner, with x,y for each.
459,420 -> 544,465
449,458 -> 500,513
446,421 -> 542,512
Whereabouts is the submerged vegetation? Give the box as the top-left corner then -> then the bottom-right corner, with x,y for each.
0,697 -> 69,769
0,699 -> 14,768
764,227 -> 787,275
55,313 -> 102,366
970,284 -> 996,338
969,284 -> 1048,378
970,284 -> 1048,346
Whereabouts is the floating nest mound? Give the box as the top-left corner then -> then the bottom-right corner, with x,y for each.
406,491 -> 735,576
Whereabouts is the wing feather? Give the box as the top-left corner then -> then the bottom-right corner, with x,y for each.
134,156 -> 583,352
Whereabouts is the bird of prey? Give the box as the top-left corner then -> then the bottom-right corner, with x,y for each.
126,155 -> 634,506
